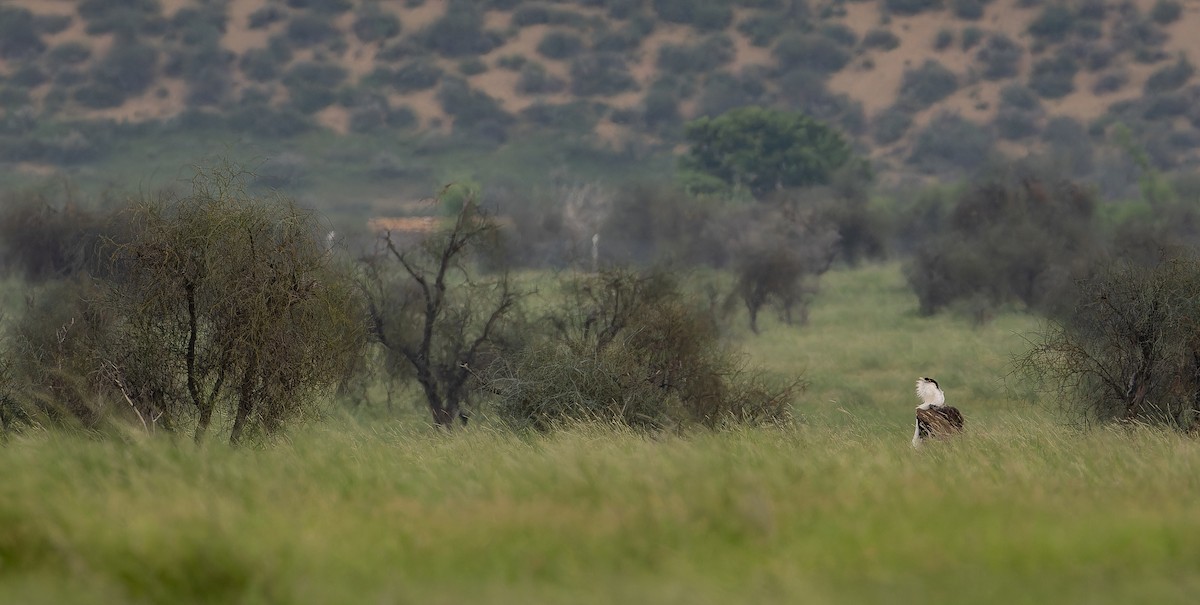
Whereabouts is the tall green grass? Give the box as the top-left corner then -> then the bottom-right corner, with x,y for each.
2,421 -> 1198,604
1,263 -> 1195,604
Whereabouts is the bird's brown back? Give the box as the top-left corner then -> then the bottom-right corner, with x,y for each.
916,406 -> 965,439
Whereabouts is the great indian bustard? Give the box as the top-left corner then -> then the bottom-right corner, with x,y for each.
911,377 -> 964,447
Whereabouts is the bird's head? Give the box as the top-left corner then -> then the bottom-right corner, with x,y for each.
915,377 -> 946,409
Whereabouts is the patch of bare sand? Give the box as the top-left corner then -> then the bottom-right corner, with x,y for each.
316,105 -> 350,134
224,0 -> 276,55
16,162 -> 60,177
728,10 -> 774,70
484,9 -> 511,30
159,0 -> 190,17
1160,1 -> 1200,63
396,0 -> 448,33
390,89 -> 449,130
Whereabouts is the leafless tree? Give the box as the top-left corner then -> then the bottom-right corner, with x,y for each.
361,191 -> 523,428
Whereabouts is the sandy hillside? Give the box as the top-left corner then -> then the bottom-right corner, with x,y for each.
2,0 -> 1198,163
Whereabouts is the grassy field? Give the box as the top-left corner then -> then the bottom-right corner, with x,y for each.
2,263 -> 1197,604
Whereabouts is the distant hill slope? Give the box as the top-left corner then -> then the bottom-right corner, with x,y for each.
2,0 -> 1199,182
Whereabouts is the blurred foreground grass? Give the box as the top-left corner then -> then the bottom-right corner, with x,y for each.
2,420 -> 1198,604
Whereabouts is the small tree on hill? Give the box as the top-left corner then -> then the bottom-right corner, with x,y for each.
361,188 -> 523,428
679,106 -> 858,198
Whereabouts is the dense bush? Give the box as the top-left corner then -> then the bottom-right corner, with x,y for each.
1041,116 -> 1094,176
657,36 -> 735,73
863,29 -> 901,51
961,26 -> 983,50
820,23 -> 858,48
537,30 -> 585,60
871,105 -> 912,145
284,61 -> 349,88
952,0 -> 986,19
487,269 -> 796,432
569,53 -> 639,96
934,29 -> 954,51
1092,70 -> 1128,94
976,33 -> 1022,80
520,101 -> 602,133
0,188 -> 108,281
73,81 -> 128,109
496,54 -> 527,71
885,0 -> 944,16
417,2 -> 503,57
652,0 -> 733,30
908,112 -> 994,174
457,58 -> 487,76
993,108 -> 1040,140
1027,4 -> 1076,42
227,104 -> 313,138
285,13 -> 342,47
696,70 -> 767,117
773,33 -> 850,74
353,7 -> 401,42
1081,43 -> 1115,71
516,62 -> 566,94
1151,0 -> 1183,25
641,83 -> 682,133
1144,55 -> 1194,94
0,7 -> 46,59
10,65 -> 47,88
34,13 -> 72,35
94,41 -> 159,96
512,4 -> 590,27
907,167 -> 1100,316
282,62 -> 347,112
777,73 -> 863,133
1141,93 -> 1189,121
1113,15 -> 1167,56
47,42 -> 92,69
248,6 -> 286,29
286,0 -> 353,12
897,60 -> 958,111
737,12 -> 788,47
999,84 -> 1041,111
391,60 -> 444,92
437,78 -> 514,137
78,0 -> 161,37
1029,53 -> 1078,99
240,48 -> 284,82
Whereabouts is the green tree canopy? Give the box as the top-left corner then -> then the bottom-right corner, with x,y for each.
679,107 -> 858,198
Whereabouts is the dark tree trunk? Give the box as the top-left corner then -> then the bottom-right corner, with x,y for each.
194,406 -> 213,444
230,359 -> 258,445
